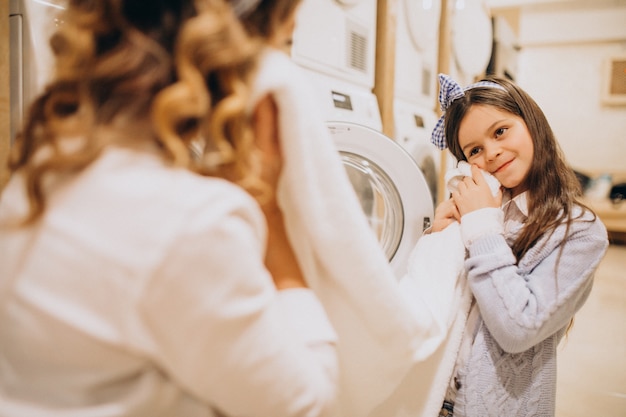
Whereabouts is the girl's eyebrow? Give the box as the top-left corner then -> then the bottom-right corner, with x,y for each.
485,118 -> 509,135
461,140 -> 477,155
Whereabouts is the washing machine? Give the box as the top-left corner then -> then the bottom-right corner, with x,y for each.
488,15 -> 519,81
328,121 -> 434,278
290,0 -> 382,135
291,0 -> 434,276
394,0 -> 441,109
450,0 -> 494,86
291,0 -> 377,90
303,68 -> 383,131
393,0 -> 442,207
9,0 -> 64,144
393,100 -> 439,207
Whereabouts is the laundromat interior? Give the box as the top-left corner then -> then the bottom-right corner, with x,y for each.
0,0 -> 625,415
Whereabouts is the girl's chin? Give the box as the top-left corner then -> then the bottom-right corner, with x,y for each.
499,180 -> 522,193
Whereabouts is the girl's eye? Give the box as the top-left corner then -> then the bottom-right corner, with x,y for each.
467,147 -> 481,158
495,127 -> 508,137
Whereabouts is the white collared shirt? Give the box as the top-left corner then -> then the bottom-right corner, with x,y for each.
0,147 -> 338,417
501,191 -> 529,246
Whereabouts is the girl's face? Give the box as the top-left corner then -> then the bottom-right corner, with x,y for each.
457,104 -> 534,197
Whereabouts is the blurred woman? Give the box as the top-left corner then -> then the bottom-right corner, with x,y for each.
0,1 -> 339,416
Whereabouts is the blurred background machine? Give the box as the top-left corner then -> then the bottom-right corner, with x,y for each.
291,0 -> 435,276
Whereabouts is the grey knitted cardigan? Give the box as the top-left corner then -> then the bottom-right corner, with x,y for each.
454,205 -> 608,417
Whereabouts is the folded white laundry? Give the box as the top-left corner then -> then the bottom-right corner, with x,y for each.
371,162 -> 501,417
249,50 -> 449,417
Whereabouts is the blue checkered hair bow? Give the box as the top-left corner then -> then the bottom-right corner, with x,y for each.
431,74 -> 506,150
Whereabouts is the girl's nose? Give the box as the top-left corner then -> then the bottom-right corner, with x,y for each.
484,141 -> 502,161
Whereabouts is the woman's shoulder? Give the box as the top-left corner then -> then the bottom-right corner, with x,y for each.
65,147 -> 265,234
0,148 -> 267,270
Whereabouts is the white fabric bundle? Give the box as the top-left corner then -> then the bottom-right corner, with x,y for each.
370,160 -> 501,417
249,50 -> 450,417
445,160 -> 502,199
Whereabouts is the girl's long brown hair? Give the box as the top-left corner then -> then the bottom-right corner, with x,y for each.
10,0 -> 263,224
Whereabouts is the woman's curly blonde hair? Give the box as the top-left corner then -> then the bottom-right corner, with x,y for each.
10,0 -> 264,224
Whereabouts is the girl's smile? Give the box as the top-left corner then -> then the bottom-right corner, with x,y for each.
493,158 -> 514,174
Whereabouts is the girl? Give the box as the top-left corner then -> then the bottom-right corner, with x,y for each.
429,74 -> 609,416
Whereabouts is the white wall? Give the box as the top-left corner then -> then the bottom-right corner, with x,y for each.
515,3 -> 626,173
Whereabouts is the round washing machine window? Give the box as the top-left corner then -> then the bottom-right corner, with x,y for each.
327,121 -> 434,277
452,1 -> 493,77
340,151 -> 404,262
404,0 -> 441,52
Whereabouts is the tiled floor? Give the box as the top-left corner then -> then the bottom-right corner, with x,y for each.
555,242 -> 626,416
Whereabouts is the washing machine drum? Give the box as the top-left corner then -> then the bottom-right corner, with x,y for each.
327,121 -> 434,277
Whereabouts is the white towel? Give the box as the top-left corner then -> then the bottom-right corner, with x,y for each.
249,50 -> 450,417
370,161 -> 501,417
369,222 -> 471,417
445,160 -> 502,199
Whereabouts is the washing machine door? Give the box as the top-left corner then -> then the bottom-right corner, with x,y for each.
452,0 -> 493,78
404,0 -> 440,52
327,121 -> 434,278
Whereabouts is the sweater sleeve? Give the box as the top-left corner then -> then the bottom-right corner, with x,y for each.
464,214 -> 608,353
139,188 -> 338,417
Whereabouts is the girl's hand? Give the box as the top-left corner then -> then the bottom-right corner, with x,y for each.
431,198 -> 461,232
451,164 -> 502,216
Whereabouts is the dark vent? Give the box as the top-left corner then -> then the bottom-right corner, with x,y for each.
413,114 -> 425,128
347,28 -> 367,72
